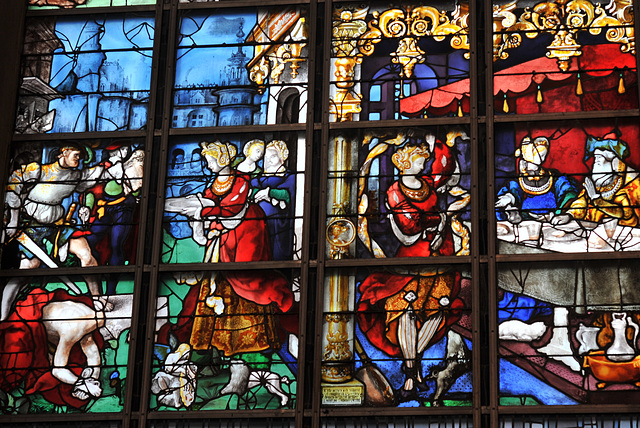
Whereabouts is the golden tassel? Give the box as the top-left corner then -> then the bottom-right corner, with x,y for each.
503,94 -> 509,113
457,100 -> 463,117
536,85 -> 543,103
618,73 -> 626,94
576,73 -> 583,96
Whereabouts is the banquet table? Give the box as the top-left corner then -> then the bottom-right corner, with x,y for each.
496,220 -> 640,312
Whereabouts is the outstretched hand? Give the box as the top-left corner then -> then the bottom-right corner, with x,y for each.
495,193 -> 515,209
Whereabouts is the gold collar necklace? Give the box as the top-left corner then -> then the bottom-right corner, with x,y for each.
400,179 -> 430,201
213,174 -> 234,195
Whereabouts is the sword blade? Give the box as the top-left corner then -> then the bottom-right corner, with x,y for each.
16,232 -> 82,294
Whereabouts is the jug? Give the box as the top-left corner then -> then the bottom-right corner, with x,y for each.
605,312 -> 639,362
575,323 -> 600,355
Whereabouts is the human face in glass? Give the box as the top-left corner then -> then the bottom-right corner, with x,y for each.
59,149 -> 82,168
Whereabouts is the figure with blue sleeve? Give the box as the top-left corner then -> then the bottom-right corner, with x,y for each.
495,136 -> 579,326
495,136 -> 578,224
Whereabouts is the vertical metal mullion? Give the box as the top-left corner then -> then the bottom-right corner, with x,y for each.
484,0 -> 499,425
122,1 -> 166,426
295,0 -> 318,426
0,2 -> 27,265
634,0 -> 640,113
468,1 -> 482,428
312,1 -> 333,426
138,1 -> 180,426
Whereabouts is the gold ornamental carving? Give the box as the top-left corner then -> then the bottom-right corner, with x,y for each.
494,0 -> 635,70
331,6 -> 370,122
246,10 -> 307,94
268,43 -> 306,84
360,4 -> 470,78
249,57 -> 271,92
323,313 -> 353,361
321,365 -> 354,383
330,4 -> 469,121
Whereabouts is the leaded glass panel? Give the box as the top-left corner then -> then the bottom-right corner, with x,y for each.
492,0 -> 637,114
2,139 -> 145,272
498,260 -> 640,405
10,424 -> 120,428
501,414 -> 640,427
331,1 -> 470,122
16,15 -> 154,134
327,126 -> 471,259
150,421 -> 295,428
321,417 -> 472,428
28,0 -> 155,9
321,266 -> 472,407
152,270 -> 299,411
495,118 -> 640,254
0,275 -> 135,414
162,133 -> 305,263
173,7 -> 308,128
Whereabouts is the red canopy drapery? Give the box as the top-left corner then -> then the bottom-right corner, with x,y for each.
399,44 -> 637,117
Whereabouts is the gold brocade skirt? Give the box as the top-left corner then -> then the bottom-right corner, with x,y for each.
383,273 -> 456,347
189,274 -> 280,356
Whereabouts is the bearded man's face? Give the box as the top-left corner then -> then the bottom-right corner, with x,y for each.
592,149 -> 616,186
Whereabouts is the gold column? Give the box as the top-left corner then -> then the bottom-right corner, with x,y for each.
321,134 -> 363,405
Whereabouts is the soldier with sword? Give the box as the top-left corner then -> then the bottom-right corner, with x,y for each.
1,143 -> 128,320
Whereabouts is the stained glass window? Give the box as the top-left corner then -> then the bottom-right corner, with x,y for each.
327,126 -> 471,259
152,270 -> 299,410
501,415 -> 640,427
162,133 -> 305,263
2,0 -> 640,425
498,260 -> 640,405
29,0 -> 154,9
0,275 -> 134,413
321,417 -> 473,428
150,421 -> 295,428
495,118 -> 640,254
2,139 -> 144,271
331,1 -> 470,122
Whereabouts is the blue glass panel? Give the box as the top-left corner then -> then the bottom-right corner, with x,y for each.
369,85 -> 381,102
16,15 -> 154,133
173,7 -> 309,128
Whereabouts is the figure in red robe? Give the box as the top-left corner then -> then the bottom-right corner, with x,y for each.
162,141 -> 295,356
357,143 -> 462,401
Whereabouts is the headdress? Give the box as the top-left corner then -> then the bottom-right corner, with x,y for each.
392,144 -> 430,173
585,132 -> 629,161
514,136 -> 549,158
243,139 -> 265,157
200,141 -> 237,167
